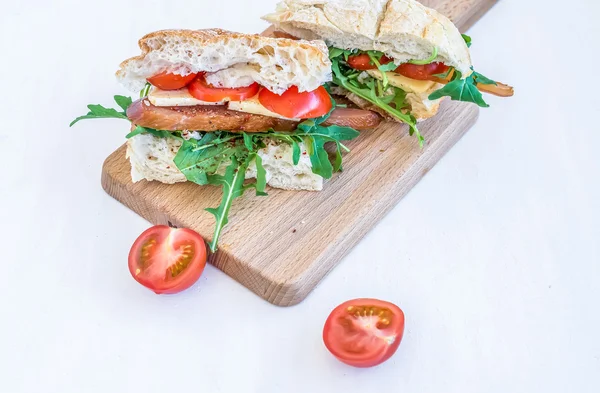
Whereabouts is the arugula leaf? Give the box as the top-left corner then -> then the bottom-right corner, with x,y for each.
461,34 -> 472,48
472,71 -> 497,85
242,132 -> 254,151
174,137 -> 247,185
329,50 -> 424,146
428,70 -> 489,108
114,95 -> 133,111
124,125 -> 146,139
70,96 -> 131,126
253,154 -> 267,196
71,87 -> 361,251
140,82 -> 152,98
205,156 -> 251,253
408,47 -> 438,65
291,140 -> 301,165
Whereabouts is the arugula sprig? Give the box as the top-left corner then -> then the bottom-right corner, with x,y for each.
428,68 -> 498,108
71,94 -> 360,252
461,34 -> 472,48
329,48 -> 424,146
69,95 -> 132,126
172,120 -> 358,251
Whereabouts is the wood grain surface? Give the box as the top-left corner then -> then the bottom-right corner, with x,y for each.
101,0 -> 495,306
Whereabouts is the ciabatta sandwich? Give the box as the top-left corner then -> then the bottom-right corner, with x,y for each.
71,28 -> 380,251
263,0 -> 513,143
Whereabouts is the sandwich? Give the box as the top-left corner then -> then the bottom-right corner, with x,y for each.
71,28 -> 381,251
263,0 -> 514,144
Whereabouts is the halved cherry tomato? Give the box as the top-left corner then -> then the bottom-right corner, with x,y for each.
346,54 -> 393,71
347,54 -> 450,81
258,85 -> 332,119
147,72 -> 198,90
323,298 -> 405,368
128,225 -> 207,294
188,75 -> 259,102
395,62 -> 450,80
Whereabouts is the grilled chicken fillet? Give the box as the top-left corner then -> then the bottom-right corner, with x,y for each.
126,99 -> 381,132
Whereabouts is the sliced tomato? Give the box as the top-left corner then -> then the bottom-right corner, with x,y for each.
147,72 -> 198,90
395,62 -> 450,80
347,54 -> 450,82
128,225 -> 207,294
346,54 -> 393,71
187,75 -> 259,102
258,85 -> 332,119
323,298 -> 405,368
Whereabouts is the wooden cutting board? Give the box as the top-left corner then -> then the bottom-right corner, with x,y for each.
102,0 -> 496,306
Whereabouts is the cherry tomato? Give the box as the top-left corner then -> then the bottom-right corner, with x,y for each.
258,85 -> 332,119
346,54 -> 393,71
147,72 -> 198,90
187,75 -> 259,102
347,54 -> 450,81
323,298 -> 405,368
128,225 -> 207,294
395,62 -> 450,80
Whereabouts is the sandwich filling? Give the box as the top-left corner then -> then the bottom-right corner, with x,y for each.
327,35 -> 514,145
72,70 -> 379,252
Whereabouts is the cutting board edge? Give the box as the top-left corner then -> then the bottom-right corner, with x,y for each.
266,104 -> 480,306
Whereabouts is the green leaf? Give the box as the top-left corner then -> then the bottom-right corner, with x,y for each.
253,154 -> 268,196
291,140 -> 301,165
242,132 -> 254,151
70,103 -> 128,126
173,137 -> 246,185
472,71 -> 497,85
114,95 -> 133,111
330,55 -> 422,144
140,82 -> 152,98
461,34 -> 472,48
205,156 -> 251,252
378,62 -> 399,72
329,47 -> 346,59
428,71 -> 489,108
333,142 -> 343,172
408,47 -> 438,65
305,136 -> 333,179
145,128 -> 183,140
367,52 -> 389,88
125,125 -> 147,139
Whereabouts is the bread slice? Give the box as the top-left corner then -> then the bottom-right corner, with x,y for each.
263,0 -> 472,120
263,0 -> 471,75
117,28 -> 332,95
125,133 -> 323,191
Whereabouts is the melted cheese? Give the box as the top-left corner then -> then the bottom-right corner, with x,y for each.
366,70 -> 436,94
147,87 -> 224,107
227,95 -> 299,120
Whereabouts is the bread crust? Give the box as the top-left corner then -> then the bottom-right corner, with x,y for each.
263,0 -> 472,75
117,28 -> 332,94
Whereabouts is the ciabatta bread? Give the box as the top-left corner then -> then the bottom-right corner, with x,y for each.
117,28 -> 332,95
125,133 -> 323,191
263,0 -> 472,75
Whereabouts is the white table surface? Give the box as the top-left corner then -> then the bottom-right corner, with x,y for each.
1,0 -> 599,392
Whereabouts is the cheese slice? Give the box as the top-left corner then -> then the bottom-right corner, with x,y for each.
228,94 -> 299,121
366,70 -> 436,94
148,87 -> 298,121
147,87 -> 225,107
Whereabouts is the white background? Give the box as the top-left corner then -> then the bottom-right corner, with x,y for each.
1,0 -> 599,392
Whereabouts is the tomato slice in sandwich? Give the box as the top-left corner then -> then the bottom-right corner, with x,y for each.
147,72 -> 198,90
258,85 -> 332,119
323,298 -> 405,368
128,225 -> 207,294
187,75 -> 259,102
